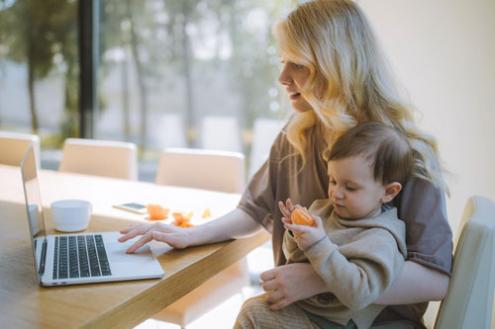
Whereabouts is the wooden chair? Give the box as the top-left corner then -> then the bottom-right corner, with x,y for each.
155,147 -> 245,193
59,138 -> 137,180
154,147 -> 249,328
432,196 -> 495,329
0,131 -> 40,167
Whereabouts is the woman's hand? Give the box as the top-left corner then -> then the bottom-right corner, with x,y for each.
119,222 -> 193,253
260,263 -> 328,310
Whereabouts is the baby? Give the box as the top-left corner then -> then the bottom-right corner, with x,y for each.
279,122 -> 413,329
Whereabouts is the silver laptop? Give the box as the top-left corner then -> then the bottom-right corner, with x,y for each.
21,145 -> 164,286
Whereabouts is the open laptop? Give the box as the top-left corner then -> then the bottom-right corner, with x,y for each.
21,145 -> 164,286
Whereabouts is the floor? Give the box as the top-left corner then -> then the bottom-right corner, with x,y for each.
134,242 -> 274,329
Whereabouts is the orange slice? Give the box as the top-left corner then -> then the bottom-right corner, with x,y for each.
202,208 -> 211,218
147,204 -> 169,220
291,207 -> 315,226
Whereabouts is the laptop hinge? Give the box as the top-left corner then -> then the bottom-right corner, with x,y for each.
39,239 -> 47,275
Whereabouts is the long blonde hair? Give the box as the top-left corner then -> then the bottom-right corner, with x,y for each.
274,0 -> 445,189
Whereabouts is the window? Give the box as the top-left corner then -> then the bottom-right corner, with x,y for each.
0,0 -> 292,176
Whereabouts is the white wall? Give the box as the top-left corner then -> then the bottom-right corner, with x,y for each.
358,0 -> 495,234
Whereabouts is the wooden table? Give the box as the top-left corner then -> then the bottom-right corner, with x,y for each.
0,165 -> 269,328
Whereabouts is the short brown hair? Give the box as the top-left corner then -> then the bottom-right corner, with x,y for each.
328,122 -> 414,185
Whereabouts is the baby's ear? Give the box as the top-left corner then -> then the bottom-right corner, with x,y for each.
382,182 -> 402,203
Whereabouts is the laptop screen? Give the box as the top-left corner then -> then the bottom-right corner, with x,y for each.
20,145 -> 47,283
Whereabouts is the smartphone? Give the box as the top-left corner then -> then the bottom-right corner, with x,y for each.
113,202 -> 147,215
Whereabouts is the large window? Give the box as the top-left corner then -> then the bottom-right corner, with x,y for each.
0,0 -> 292,176
97,0 -> 290,152
0,0 -> 79,157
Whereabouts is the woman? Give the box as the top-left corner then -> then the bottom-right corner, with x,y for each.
120,1 -> 452,328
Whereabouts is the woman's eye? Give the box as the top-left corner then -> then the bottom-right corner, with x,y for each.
346,186 -> 357,192
329,179 -> 336,185
292,63 -> 304,70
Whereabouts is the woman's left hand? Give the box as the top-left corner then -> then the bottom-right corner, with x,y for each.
260,263 -> 328,310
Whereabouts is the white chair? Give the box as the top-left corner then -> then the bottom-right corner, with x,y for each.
200,116 -> 242,152
59,138 -> 138,180
153,147 -> 249,328
248,118 -> 284,178
0,131 -> 40,167
432,195 -> 495,329
155,148 -> 245,193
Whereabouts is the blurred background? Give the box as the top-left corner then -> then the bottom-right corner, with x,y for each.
0,0 -> 494,238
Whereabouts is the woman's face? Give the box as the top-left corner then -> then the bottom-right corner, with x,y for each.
278,60 -> 313,113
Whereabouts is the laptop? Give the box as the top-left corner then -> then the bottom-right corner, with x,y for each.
20,145 -> 164,286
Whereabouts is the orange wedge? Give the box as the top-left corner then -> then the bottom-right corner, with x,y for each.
202,208 -> 211,218
291,207 -> 315,226
147,204 -> 169,220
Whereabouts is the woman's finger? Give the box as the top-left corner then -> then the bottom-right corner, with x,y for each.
265,289 -> 285,304
260,268 -> 277,282
261,278 -> 279,292
118,224 -> 150,242
269,298 -> 290,311
126,230 -> 154,253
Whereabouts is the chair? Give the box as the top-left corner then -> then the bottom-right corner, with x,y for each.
432,195 -> 495,329
59,138 -> 138,180
0,131 -> 40,167
153,147 -> 249,328
155,148 -> 245,193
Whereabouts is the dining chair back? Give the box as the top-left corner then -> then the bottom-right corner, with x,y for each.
155,148 -> 245,193
59,138 -> 138,180
153,147 -> 249,328
0,131 -> 40,167
433,195 -> 495,329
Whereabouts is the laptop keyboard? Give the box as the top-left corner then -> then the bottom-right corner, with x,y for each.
53,234 -> 112,280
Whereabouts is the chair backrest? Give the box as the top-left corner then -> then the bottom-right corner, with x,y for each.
59,138 -> 138,180
434,196 -> 495,329
155,147 -> 245,193
0,131 -> 40,167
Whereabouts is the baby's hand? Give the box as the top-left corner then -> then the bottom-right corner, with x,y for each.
279,200 -> 326,251
278,198 -> 295,225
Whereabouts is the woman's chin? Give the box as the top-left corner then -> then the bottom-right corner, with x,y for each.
291,103 -> 312,113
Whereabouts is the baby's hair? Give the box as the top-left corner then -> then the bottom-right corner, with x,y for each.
328,122 -> 413,185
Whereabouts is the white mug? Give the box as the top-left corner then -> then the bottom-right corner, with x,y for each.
51,199 -> 92,232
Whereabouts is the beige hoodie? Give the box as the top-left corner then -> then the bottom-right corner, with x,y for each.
283,199 -> 407,329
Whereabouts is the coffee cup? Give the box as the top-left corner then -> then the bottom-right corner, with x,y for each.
51,199 -> 92,232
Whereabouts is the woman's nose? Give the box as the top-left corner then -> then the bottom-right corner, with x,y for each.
278,64 -> 292,86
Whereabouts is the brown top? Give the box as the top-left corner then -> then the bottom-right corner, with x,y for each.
238,124 -> 453,327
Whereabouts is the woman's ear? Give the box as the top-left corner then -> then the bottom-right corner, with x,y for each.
381,182 -> 402,203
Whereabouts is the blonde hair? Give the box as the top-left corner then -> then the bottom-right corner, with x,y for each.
274,0 -> 446,189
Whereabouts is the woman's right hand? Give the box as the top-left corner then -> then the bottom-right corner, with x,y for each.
119,222 -> 193,253
260,262 -> 328,310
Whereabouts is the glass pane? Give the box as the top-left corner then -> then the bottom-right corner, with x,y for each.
0,0 -> 79,168
98,0 -> 291,175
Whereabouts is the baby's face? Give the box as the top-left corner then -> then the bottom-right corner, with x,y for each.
327,155 -> 387,219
